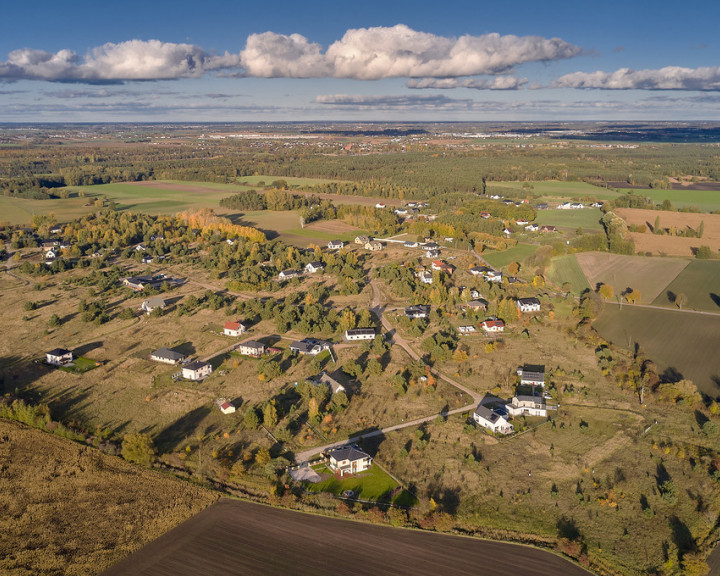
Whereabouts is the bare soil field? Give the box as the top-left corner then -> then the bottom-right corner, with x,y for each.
101,498 -> 592,576
575,251 -> 690,302
617,208 -> 720,256
0,419 -> 218,576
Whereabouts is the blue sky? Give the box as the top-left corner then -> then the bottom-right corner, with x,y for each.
1,0 -> 719,121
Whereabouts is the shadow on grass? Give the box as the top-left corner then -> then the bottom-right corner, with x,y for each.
154,405 -> 211,453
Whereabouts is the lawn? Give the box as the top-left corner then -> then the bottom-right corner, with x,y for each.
643,188 -> 720,213
575,252 -> 690,303
546,254 -> 591,295
534,208 -> 604,232
482,243 -> 538,269
238,175 -> 347,187
306,463 -> 415,505
650,260 -> 720,312
59,356 -> 100,374
593,303 -> 720,397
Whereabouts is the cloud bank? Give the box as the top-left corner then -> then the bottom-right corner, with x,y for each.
555,66 -> 720,91
407,76 -> 528,90
0,26 -> 580,83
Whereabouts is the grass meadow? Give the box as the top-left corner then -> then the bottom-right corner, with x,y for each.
481,243 -> 539,269
533,208 -> 604,232
547,254 -> 591,295
493,180 -> 622,201
651,260 -> 720,312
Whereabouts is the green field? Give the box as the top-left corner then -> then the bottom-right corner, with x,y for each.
493,180 -> 621,201
593,304 -> 720,397
651,260 -> 720,312
534,208 -> 604,232
642,188 -> 720,213
482,243 -> 538,269
575,252 -> 690,303
238,175 -> 347,187
305,463 -> 415,506
547,254 -> 591,295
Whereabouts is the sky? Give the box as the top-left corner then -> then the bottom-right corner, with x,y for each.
1,0 -> 719,122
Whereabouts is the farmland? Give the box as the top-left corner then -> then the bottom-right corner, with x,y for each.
616,208 -> 720,257
575,252 -> 690,303
593,303 -> 720,397
547,254 -> 591,295
101,498 -> 593,576
533,208 -> 604,232
651,260 -> 720,312
0,419 -> 218,576
492,180 -> 622,201
482,243 -> 538,269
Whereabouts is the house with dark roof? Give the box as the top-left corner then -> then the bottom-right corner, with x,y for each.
327,240 -> 344,250
365,240 -> 383,251
150,348 -> 187,364
123,275 -> 165,291
354,235 -> 370,245
516,297 -> 541,313
305,261 -> 325,274
518,364 -> 546,387
473,404 -> 514,434
466,299 -> 488,312
182,361 -> 212,381
405,304 -> 431,319
141,296 -> 166,314
46,348 -> 73,366
344,328 -> 376,342
236,340 -> 265,357
278,269 -> 302,281
506,394 -> 547,417
289,338 -> 331,356
326,444 -> 372,476
223,320 -> 246,337
307,372 -> 347,395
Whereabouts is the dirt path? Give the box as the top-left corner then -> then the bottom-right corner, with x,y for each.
604,300 -> 720,317
294,277 -> 481,463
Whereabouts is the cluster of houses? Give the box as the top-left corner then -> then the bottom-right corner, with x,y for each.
353,235 -> 383,252
278,260 -> 326,281
557,201 -> 602,210
149,347 -> 213,381
473,364 -> 554,435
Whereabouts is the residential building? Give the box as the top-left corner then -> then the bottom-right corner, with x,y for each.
122,275 -> 166,291
405,305 -> 431,319
470,266 -> 491,276
484,270 -> 503,283
354,235 -> 370,245
458,325 -> 476,334
326,445 -> 372,476
506,395 -> 547,417
365,240 -> 383,251
46,348 -> 73,366
307,372 -> 346,395
423,242 -> 440,250
305,261 -> 325,274
466,299 -> 488,312
516,297 -> 541,313
237,340 -> 265,357
217,399 -> 236,415
424,248 -> 441,258
539,225 -> 557,233
375,202 -> 386,209
419,271 -> 433,284
327,240 -> 344,250
278,269 -> 302,281
182,361 -> 212,381
44,248 -> 58,260
344,328 -> 376,341
535,203 -> 549,210
525,223 -> 539,232
289,338 -> 331,355
473,405 -> 514,434
223,320 -> 246,337
481,317 -> 505,333
141,296 -> 166,314
431,260 -> 454,275
518,364 -> 546,387
403,241 -> 419,248
150,348 -> 186,364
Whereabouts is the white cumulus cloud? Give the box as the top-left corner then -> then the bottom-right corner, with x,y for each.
554,66 -> 720,91
0,40 -> 239,82
241,25 -> 580,79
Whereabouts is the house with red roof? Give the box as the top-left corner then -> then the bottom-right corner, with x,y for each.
223,320 -> 247,337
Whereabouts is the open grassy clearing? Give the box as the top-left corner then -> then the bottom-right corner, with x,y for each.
305,463 -> 413,505
642,188 -> 720,212
0,419 -> 218,576
533,208 -> 604,232
651,260 -> 720,312
547,254 -> 591,295
238,174 -> 346,187
593,303 -> 720,397
492,180 -> 621,201
481,243 -> 538,269
575,252 -> 690,303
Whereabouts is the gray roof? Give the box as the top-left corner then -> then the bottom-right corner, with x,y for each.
345,328 -> 376,336
517,297 -> 540,306
474,404 -> 503,423
520,364 -> 545,381
184,360 -> 210,371
47,347 -> 71,356
327,444 -> 370,463
144,296 -> 166,308
515,394 -> 546,405
151,348 -> 186,361
239,340 -> 264,350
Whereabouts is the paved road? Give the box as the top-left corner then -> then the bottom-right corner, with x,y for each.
294,277 -> 481,463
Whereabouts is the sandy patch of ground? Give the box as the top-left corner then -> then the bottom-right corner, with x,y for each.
304,220 -> 360,234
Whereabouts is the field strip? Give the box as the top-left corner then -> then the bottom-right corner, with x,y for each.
605,300 -> 720,317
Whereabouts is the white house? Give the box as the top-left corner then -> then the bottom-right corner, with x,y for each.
46,348 -> 73,366
223,320 -> 246,337
516,297 -> 541,313
237,340 -> 265,357
305,261 -> 325,274
44,248 -> 58,261
404,241 -> 419,248
326,445 -> 372,476
217,399 -> 236,415
355,235 -> 370,245
375,202 -> 386,209
405,305 -> 430,319
506,395 -> 547,417
344,328 -> 376,341
290,338 -> 331,355
558,202 -> 573,210
481,317 -> 505,333
419,271 -> 433,284
278,269 -> 302,281
458,325 -> 476,334
141,296 -> 166,314
328,240 -> 344,250
525,223 -> 539,232
365,240 -> 383,251
182,360 -> 212,381
519,364 -> 546,387
515,219 -> 529,227
484,270 -> 503,283
473,405 -> 514,434
425,249 -> 441,258
150,348 -> 186,364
